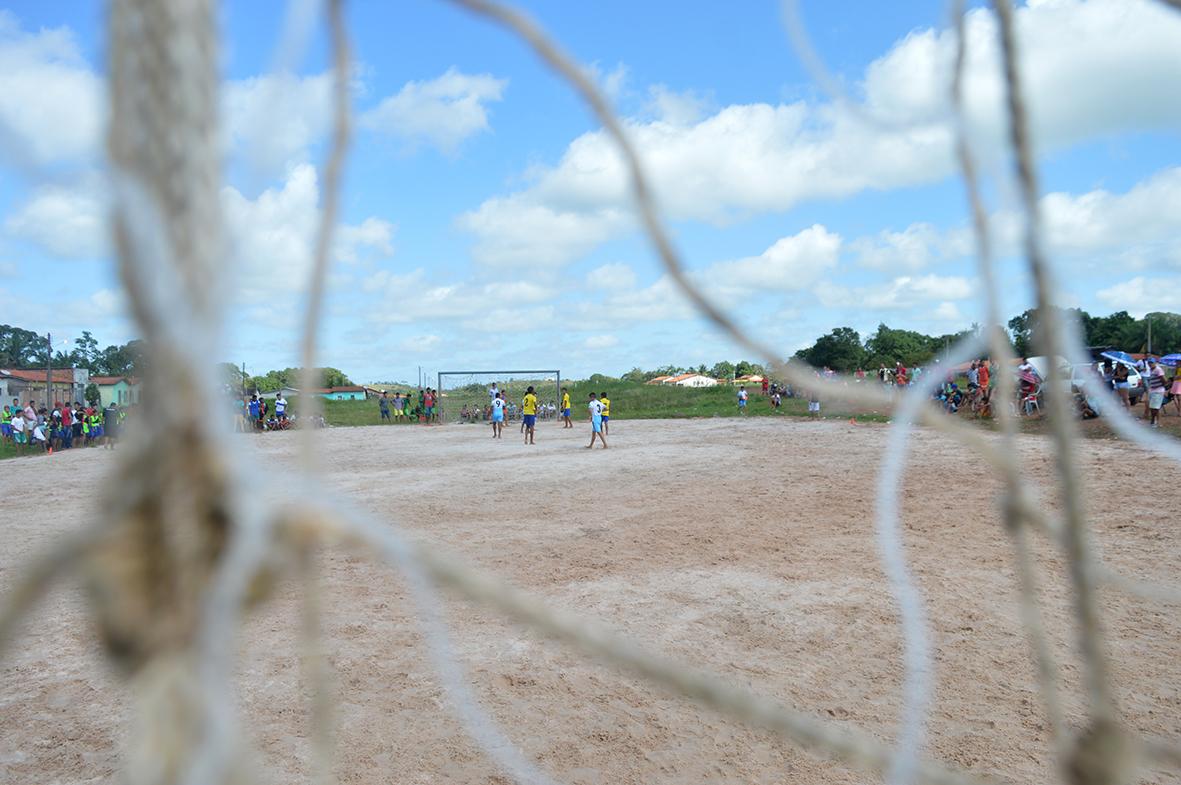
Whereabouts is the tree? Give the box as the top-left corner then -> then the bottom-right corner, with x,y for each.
84,383 -> 100,407
0,325 -> 45,367
72,331 -> 101,370
798,327 -> 865,372
734,360 -> 766,378
709,361 -> 735,380
863,324 -> 937,367
621,367 -> 648,383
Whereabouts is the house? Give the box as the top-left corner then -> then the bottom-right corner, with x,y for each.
0,367 -> 90,408
90,376 -> 143,406
257,386 -> 300,401
665,373 -> 719,388
645,375 -> 672,385
314,386 -> 366,401
733,374 -> 765,385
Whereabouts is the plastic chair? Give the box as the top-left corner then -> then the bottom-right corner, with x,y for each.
1022,384 -> 1042,416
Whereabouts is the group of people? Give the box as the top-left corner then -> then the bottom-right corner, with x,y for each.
484,384 -> 609,448
460,399 -> 560,423
1096,357 -> 1180,427
2,398 -> 124,452
377,389 -> 440,423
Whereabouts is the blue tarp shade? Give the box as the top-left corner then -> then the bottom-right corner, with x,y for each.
1100,350 -> 1136,364
1158,354 -> 1181,367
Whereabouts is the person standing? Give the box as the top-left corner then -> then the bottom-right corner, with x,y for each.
378,391 -> 390,422
586,392 -> 607,449
561,387 -> 572,428
490,391 -> 505,438
103,402 -> 120,449
275,393 -> 288,422
522,386 -> 538,445
737,386 -> 748,414
60,401 -> 73,449
599,391 -> 611,435
1147,359 -> 1167,427
1172,364 -> 1181,417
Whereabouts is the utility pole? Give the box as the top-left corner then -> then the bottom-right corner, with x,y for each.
46,332 -> 52,411
1147,317 -> 1153,356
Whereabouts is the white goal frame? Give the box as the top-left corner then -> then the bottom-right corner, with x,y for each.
436,369 -> 561,420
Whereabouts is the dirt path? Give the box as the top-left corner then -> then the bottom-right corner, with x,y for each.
1,418 -> 1178,784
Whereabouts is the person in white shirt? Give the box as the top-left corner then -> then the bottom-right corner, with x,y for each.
275,394 -> 288,420
489,382 -> 499,403
586,392 -> 607,449
31,422 -> 47,450
11,412 -> 26,446
490,392 -> 505,439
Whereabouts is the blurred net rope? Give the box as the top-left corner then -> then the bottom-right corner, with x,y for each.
1,1 -> 1180,785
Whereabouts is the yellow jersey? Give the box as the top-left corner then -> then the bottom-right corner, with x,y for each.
522,393 -> 537,415
600,397 -> 610,416
561,392 -> 570,409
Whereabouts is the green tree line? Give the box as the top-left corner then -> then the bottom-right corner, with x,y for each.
218,364 -> 353,393
0,326 -> 146,377
796,309 -> 1180,373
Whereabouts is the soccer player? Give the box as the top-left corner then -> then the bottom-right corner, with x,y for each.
490,391 -> 505,438
522,386 -> 538,444
586,392 -> 607,449
599,391 -> 611,435
378,391 -> 390,422
561,387 -> 572,428
737,386 -> 748,414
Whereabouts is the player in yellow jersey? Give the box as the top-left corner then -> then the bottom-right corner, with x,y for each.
560,387 -> 572,428
522,385 -> 538,445
599,391 -> 611,435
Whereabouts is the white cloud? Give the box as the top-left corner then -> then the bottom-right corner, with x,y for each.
398,333 -> 441,351
361,67 -> 507,153
461,0 -> 1181,267
585,263 -> 637,291
710,225 -> 841,290
851,223 -> 973,272
0,11 -> 102,167
816,274 -> 976,310
584,334 -> 619,350
4,176 -> 105,257
335,217 -> 395,264
221,164 -> 396,302
1095,277 -> 1181,317
585,62 -> 629,102
457,199 -> 626,266
224,71 -> 334,174
361,267 -> 559,326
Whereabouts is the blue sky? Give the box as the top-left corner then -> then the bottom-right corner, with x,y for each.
1,0 -> 1179,383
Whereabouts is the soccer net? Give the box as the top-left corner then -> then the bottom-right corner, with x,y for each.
3,2 -> 1180,785
437,370 -> 561,422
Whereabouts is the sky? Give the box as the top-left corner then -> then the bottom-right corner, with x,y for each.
0,0 -> 1179,384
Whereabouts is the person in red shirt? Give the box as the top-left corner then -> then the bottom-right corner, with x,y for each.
423,389 -> 435,423
978,360 -> 991,401
761,378 -> 769,395
895,362 -> 909,387
60,401 -> 74,449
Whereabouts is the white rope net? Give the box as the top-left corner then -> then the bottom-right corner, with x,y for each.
2,1 -> 1180,784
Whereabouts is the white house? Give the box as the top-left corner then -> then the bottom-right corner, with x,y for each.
665,373 -> 719,388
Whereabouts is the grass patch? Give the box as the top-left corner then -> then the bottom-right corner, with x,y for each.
304,382 -> 891,428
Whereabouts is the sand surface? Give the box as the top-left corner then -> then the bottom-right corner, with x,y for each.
1,417 -> 1179,784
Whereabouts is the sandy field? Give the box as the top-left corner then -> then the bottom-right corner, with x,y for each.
1,417 -> 1179,785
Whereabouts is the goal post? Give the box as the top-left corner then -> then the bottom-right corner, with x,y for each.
436,370 -> 561,422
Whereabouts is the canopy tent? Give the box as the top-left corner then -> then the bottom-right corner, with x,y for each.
1158,354 -> 1181,367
